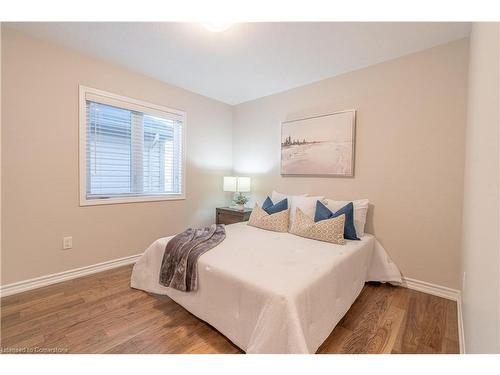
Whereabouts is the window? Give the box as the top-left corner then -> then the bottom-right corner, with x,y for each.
79,86 -> 186,205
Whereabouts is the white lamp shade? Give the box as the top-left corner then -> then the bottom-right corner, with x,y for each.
236,177 -> 251,192
223,176 -> 237,192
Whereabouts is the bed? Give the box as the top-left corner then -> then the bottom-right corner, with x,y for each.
130,221 -> 401,353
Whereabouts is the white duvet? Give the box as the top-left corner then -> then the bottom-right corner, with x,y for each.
130,222 -> 401,353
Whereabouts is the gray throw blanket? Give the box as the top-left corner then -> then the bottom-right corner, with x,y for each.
159,224 -> 226,292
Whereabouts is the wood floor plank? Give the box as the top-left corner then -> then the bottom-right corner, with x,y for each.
0,266 -> 460,354
444,299 -> 459,354
1,287 -> 140,339
398,289 -> 422,352
339,283 -> 381,331
443,338 -> 459,354
338,284 -> 396,353
373,305 -> 405,354
317,326 -> 352,353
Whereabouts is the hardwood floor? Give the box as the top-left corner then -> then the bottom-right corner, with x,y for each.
0,265 -> 459,354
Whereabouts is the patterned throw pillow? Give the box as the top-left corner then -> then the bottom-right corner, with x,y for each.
314,201 -> 359,240
290,208 -> 346,245
247,204 -> 290,232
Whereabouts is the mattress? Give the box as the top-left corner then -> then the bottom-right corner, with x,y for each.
130,222 -> 401,353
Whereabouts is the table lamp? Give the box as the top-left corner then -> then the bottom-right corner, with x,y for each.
223,176 -> 251,210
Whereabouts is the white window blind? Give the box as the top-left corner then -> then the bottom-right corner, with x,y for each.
80,87 -> 185,205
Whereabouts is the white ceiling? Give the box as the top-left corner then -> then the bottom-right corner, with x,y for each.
8,22 -> 471,105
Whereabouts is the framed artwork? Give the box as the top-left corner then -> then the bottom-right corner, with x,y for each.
281,110 -> 356,177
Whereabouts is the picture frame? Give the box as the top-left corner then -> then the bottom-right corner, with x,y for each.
280,110 -> 356,177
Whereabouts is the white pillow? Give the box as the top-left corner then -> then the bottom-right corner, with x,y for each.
324,198 -> 370,237
291,195 -> 324,224
271,191 -> 323,226
271,190 -> 307,203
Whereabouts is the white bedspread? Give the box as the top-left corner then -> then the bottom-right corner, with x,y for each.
130,222 -> 401,353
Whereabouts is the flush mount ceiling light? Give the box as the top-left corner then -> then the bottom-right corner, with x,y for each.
201,22 -> 232,32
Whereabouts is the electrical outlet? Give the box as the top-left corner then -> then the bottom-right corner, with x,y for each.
63,236 -> 73,250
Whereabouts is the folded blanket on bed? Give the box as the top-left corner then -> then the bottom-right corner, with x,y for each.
159,224 -> 226,292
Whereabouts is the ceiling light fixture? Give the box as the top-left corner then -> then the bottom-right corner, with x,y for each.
202,22 -> 232,33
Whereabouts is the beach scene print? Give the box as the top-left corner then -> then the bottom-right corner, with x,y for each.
281,111 -> 355,176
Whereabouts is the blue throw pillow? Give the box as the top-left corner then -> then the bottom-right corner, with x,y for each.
314,200 -> 359,240
262,197 -> 288,215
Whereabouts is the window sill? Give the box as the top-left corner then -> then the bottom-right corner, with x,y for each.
80,194 -> 186,206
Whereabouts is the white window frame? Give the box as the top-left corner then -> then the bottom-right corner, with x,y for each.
79,85 -> 187,206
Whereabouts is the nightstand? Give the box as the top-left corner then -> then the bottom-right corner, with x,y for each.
216,207 -> 252,225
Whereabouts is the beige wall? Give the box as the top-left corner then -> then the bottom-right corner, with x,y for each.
233,39 -> 469,289
1,28 -> 233,285
461,23 -> 500,353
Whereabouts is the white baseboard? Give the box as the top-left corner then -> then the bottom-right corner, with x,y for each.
402,277 -> 460,301
402,276 -> 465,353
0,253 -> 142,298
